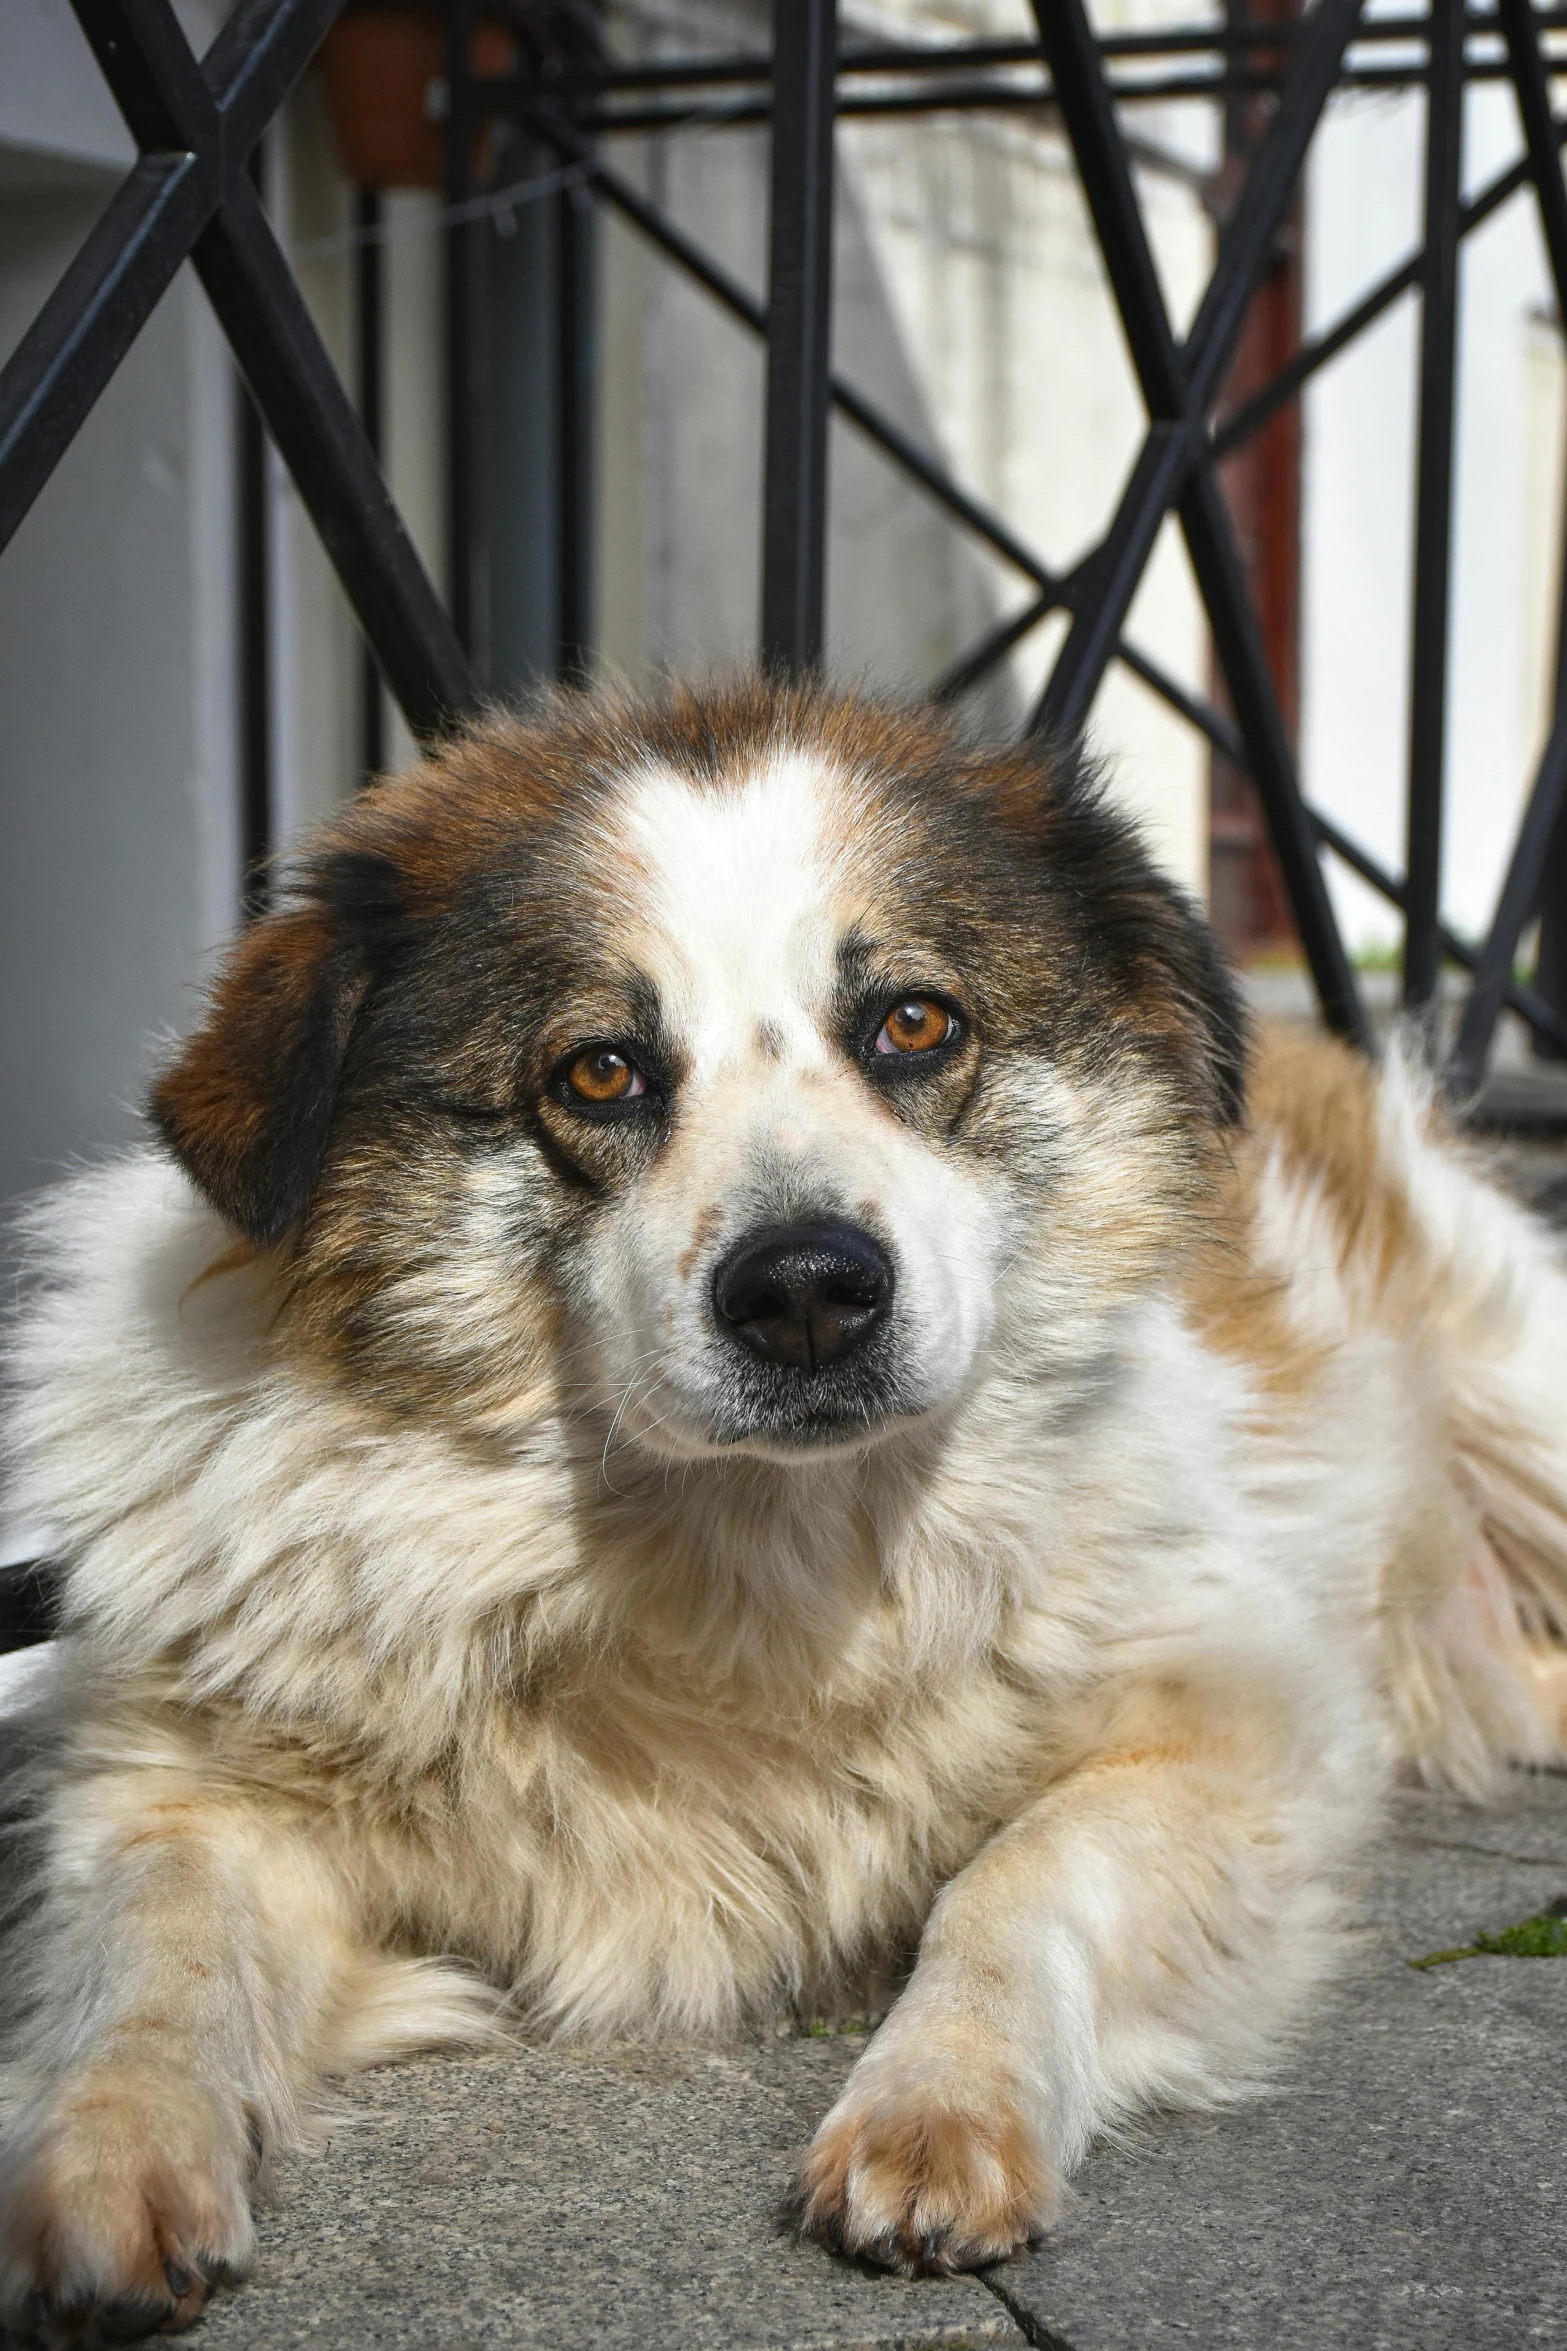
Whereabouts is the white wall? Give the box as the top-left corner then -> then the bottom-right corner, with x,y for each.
836,0 -> 1215,890
1302,70 -> 1564,957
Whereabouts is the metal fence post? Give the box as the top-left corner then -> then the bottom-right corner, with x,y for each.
556,176 -> 596,684
356,184 -> 385,778
445,0 -> 481,665
760,0 -> 837,670
1402,0 -> 1465,1011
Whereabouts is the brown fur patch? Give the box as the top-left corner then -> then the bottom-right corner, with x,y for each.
677,1203 -> 723,1283
1177,1026 -> 1425,1415
150,901 -> 374,1253
1180,1139 -> 1330,1419
1247,1025 -> 1421,1289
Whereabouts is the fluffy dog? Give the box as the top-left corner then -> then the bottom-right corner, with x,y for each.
3,679 -> 1566,2342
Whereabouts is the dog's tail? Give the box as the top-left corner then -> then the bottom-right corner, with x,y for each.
1368,1032 -> 1567,1791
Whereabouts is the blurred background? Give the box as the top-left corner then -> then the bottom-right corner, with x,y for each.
3,0 -> 1567,1238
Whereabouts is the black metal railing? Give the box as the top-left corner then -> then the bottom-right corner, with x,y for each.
0,0 -> 473,739
2,0 -> 1567,1108
8,0 -> 1567,1078
468,0 -> 1567,1078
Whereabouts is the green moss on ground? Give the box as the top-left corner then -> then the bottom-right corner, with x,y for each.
1410,1895 -> 1567,1969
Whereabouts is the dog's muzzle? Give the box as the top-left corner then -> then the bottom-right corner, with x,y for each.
713,1221 -> 894,1373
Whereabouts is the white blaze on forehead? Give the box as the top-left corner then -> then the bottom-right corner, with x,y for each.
615,752 -> 847,1069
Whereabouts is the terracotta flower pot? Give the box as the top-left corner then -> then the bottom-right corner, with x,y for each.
318,10 -> 515,191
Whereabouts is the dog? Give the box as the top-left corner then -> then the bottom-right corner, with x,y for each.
2,678 -> 1566,2343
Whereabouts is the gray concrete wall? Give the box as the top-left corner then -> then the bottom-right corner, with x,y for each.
593,2 -> 1012,724
0,1 -> 393,1264
0,154 -> 240,1224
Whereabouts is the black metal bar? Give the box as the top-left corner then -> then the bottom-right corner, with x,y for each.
1029,5 -> 1176,428
195,176 -> 474,736
446,0 -> 479,662
356,185 -> 385,781
238,373 -> 271,912
1488,974 -> 1567,1051
555,177 -> 596,684
1031,0 -> 1367,1048
1497,0 -> 1567,1058
1536,34 -> 1567,1067
1533,753 -> 1567,1057
1034,0 -> 1364,736
1125,634 -> 1244,763
238,141 -> 272,909
533,26 -> 1290,94
1536,358 -> 1567,1056
206,0 -> 348,158
760,0 -> 837,669
831,370 -> 1067,591
1485,5 -> 1567,298
519,10 -> 1567,98
544,129 -> 1120,724
1133,632 -> 1565,1044
502,61 -> 1504,137
1402,0 -> 1465,1010
72,0 -> 217,150
0,156 -> 210,557
1035,427 -> 1191,733
932,589 -> 1060,703
1451,710 -> 1567,1080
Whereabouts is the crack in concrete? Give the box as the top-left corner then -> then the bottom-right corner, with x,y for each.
978,2268 -> 1082,2351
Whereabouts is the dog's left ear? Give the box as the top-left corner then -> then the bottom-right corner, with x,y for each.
998,734 -> 1250,1127
1138,874 -> 1250,1127
149,899 -> 371,1249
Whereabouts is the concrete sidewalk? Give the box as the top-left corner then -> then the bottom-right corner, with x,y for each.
196,1774 -> 1567,2351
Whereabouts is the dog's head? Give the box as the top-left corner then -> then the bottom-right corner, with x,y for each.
152,683 -> 1244,1461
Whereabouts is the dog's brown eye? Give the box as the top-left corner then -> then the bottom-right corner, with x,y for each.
875,998 -> 954,1056
566,1049 -> 645,1104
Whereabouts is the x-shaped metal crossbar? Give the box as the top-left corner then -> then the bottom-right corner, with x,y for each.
1031,0 -> 1369,1046
0,0 -> 474,738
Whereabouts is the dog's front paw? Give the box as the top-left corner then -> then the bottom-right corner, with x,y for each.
0,2060 -> 256,2345
796,2049 -> 1055,2276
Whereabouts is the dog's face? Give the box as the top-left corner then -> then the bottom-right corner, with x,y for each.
153,685 -> 1244,1462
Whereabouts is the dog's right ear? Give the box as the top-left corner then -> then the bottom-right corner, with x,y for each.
149,900 -> 371,1250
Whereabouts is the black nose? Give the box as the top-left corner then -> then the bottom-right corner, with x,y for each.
713,1222 -> 894,1372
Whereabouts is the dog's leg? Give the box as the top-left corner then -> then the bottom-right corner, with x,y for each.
798,1734 -> 1341,2274
0,1764 -> 480,2343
